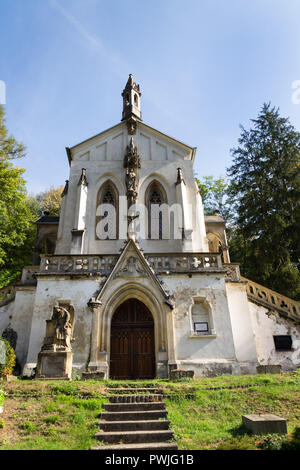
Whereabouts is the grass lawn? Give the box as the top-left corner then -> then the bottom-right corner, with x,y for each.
0,372 -> 299,450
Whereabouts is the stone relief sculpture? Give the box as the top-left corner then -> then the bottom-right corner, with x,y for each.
124,137 -> 141,208
36,304 -> 74,379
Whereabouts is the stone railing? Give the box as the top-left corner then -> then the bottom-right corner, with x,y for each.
145,253 -> 223,273
242,276 -> 300,322
40,255 -> 119,275
39,252 -> 223,275
0,284 -> 16,307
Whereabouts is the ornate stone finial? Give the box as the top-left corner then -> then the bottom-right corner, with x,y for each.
61,180 -> 69,197
175,168 -> 185,185
121,74 -> 142,135
78,168 -> 88,186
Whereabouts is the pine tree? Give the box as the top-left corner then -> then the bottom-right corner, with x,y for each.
227,102 -> 300,300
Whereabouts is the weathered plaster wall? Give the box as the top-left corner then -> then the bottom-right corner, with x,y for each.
0,300 -> 15,338
0,288 -> 36,370
23,276 -> 102,375
225,282 -> 258,373
248,301 -> 300,371
160,273 -> 239,376
11,288 -> 36,369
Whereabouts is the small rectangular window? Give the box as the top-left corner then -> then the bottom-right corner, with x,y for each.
194,322 -> 209,334
273,335 -> 292,351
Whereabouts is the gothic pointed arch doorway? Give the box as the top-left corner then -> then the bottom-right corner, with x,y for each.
110,298 -> 155,379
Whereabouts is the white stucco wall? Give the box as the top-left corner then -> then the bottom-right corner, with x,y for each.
248,301 -> 300,371
160,273 -> 239,376
0,287 -> 36,369
225,282 -> 258,372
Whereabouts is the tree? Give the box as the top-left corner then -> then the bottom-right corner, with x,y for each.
196,175 -> 230,219
227,102 -> 300,300
0,105 -> 25,161
0,105 -> 36,288
34,185 -> 64,217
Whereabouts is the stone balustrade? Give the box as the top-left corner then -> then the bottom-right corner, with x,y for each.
145,253 -> 223,272
242,276 -> 300,322
40,254 -> 119,275
39,252 -> 224,275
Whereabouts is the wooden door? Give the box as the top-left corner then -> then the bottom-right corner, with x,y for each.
110,299 -> 155,379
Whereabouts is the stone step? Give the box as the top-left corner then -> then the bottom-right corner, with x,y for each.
100,410 -> 169,421
103,402 -> 166,412
109,394 -> 163,403
95,429 -> 174,444
107,388 -> 162,394
91,442 -> 178,450
99,419 -> 171,432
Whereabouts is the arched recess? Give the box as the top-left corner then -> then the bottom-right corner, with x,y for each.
145,180 -> 168,239
206,231 -> 229,263
99,282 -> 169,377
110,298 -> 155,379
95,180 -> 119,240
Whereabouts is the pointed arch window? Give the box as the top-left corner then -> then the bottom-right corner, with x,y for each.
145,181 -> 167,239
96,181 -> 119,240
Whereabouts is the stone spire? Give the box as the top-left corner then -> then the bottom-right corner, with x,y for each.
121,74 -> 142,135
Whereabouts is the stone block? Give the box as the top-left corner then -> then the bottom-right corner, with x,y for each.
242,414 -> 287,435
82,371 -> 105,380
256,365 -> 282,374
36,351 -> 73,379
170,369 -> 194,379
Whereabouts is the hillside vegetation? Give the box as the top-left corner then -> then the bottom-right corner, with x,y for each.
0,372 -> 299,450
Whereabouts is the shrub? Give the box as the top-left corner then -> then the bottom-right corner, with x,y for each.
257,428 -> 300,451
256,434 -> 286,450
0,338 -> 16,378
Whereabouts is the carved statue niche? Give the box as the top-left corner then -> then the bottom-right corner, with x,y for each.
41,305 -> 74,353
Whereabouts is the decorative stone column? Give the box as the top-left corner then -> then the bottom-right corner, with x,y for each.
87,298 -> 108,376
175,168 -> 193,251
71,169 -> 88,254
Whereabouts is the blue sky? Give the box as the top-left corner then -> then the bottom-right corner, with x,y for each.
1,0 -> 300,193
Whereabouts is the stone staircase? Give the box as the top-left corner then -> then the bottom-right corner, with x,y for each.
91,387 -> 178,450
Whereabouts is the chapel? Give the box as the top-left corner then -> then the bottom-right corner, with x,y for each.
0,75 -> 299,379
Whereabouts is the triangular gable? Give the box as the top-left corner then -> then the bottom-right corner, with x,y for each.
65,121 -> 196,164
96,239 -> 174,308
